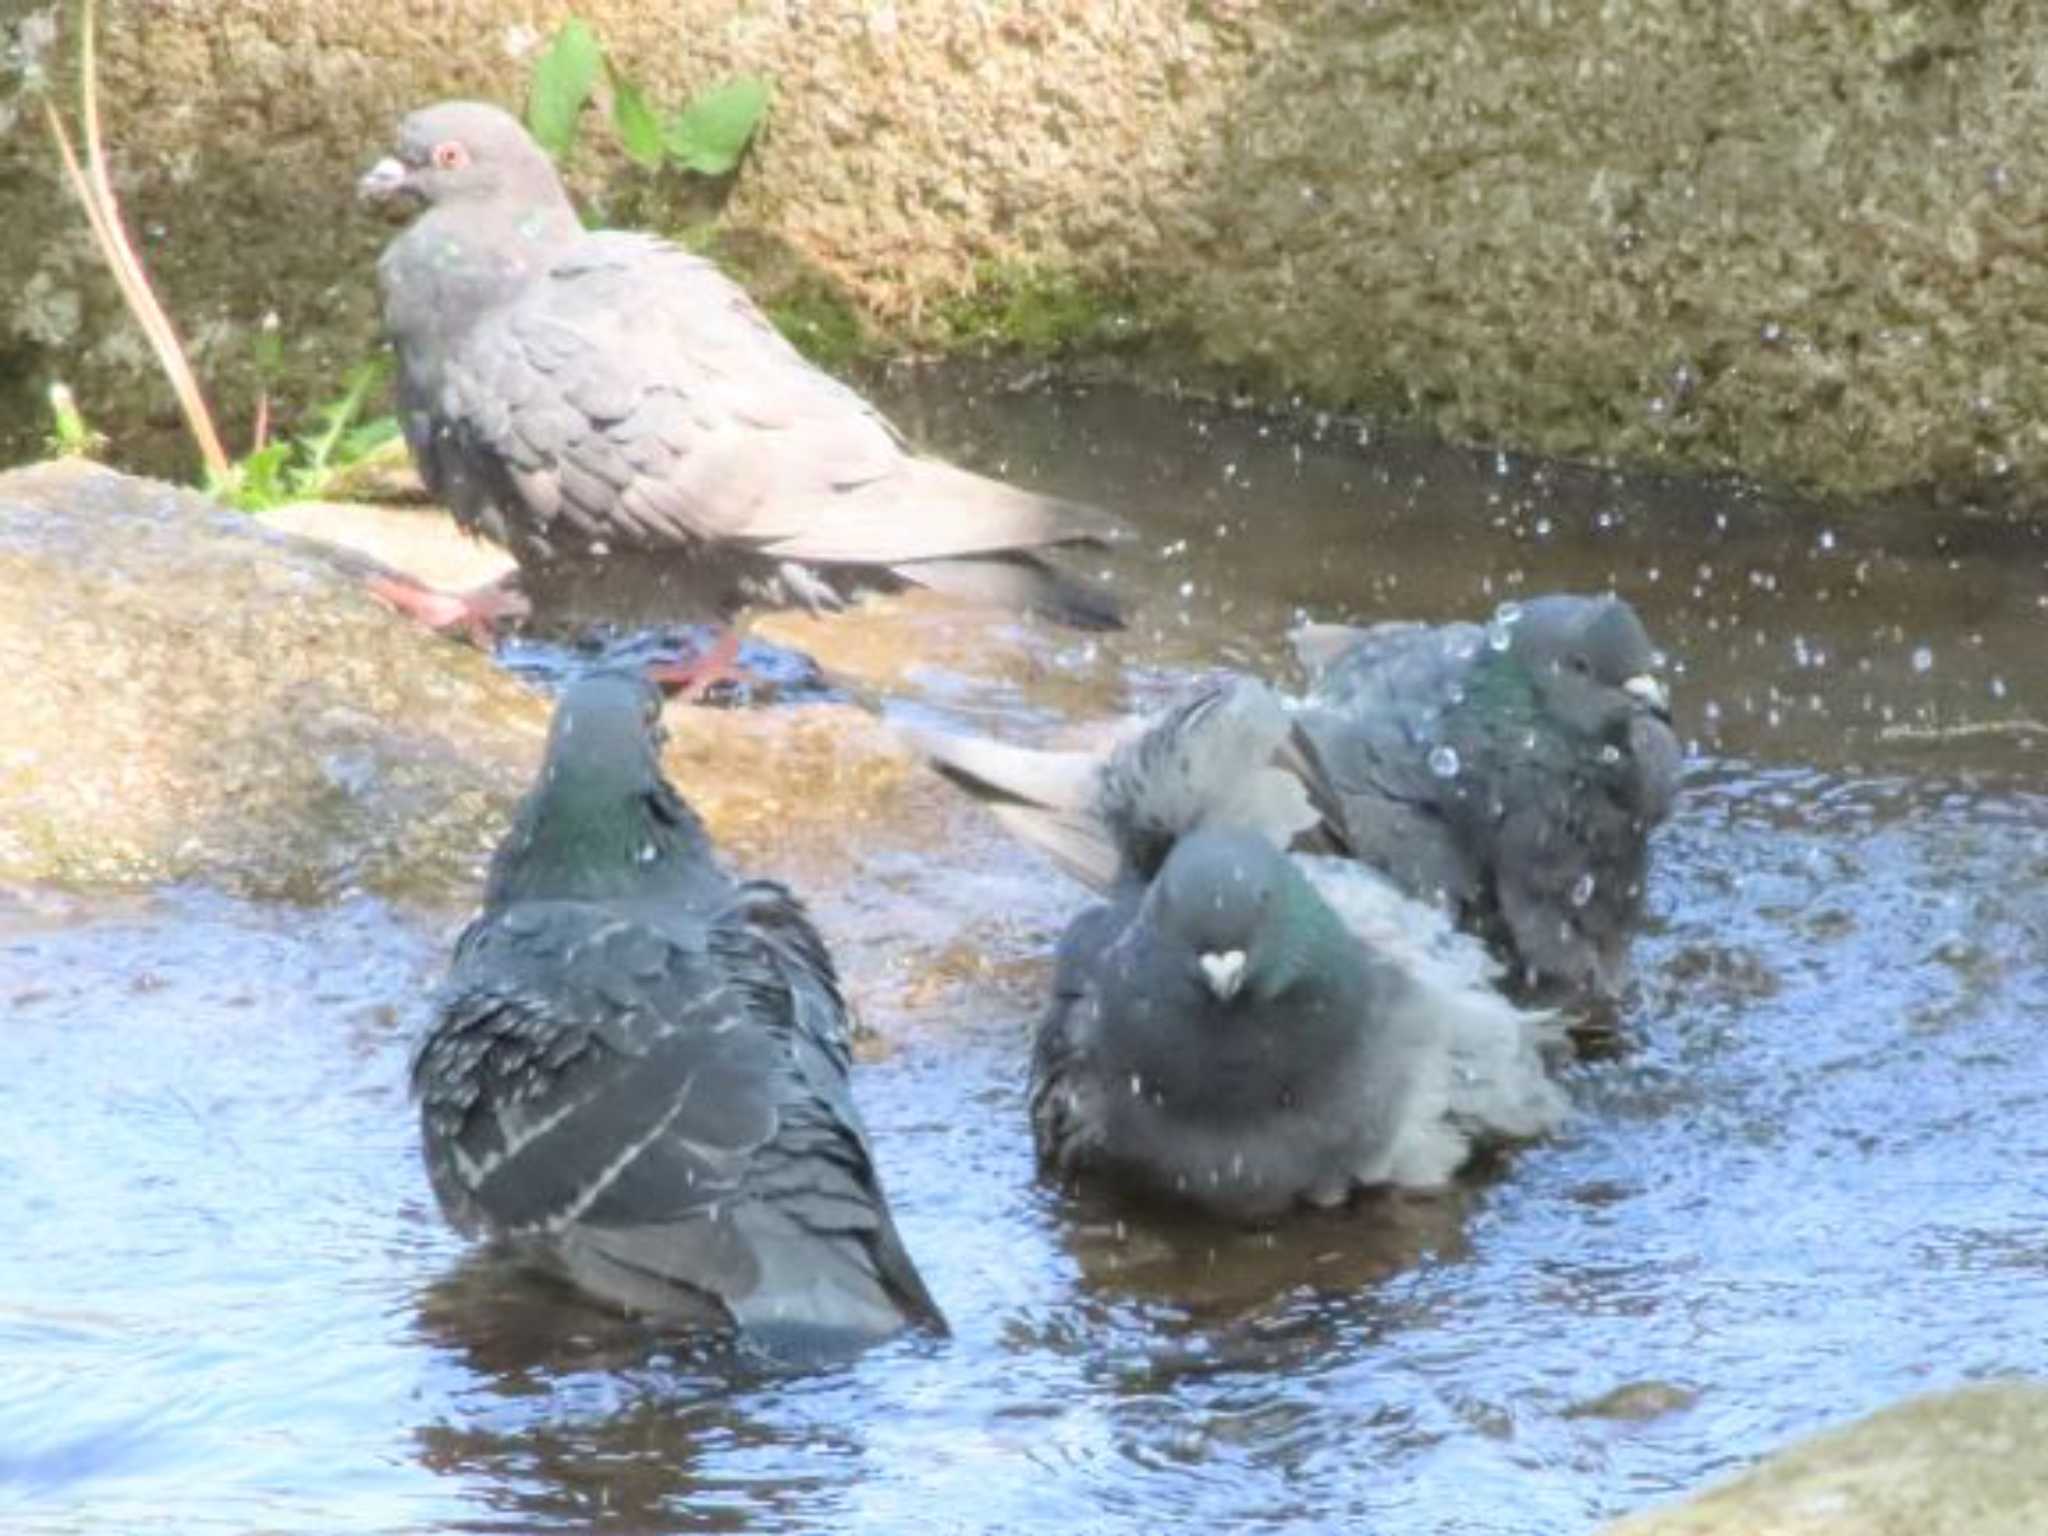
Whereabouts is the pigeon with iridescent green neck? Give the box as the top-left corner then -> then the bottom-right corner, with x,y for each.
413,670 -> 945,1359
915,678 -> 1565,1223
1291,593 -> 1682,1000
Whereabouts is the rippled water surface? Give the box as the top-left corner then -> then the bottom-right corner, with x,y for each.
4,377 -> 2045,1533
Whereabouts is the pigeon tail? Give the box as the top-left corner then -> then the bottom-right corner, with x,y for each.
756,458 -> 1126,566
895,551 -> 1123,631
909,676 -> 1333,891
893,457 -> 1130,553
907,728 -> 1119,890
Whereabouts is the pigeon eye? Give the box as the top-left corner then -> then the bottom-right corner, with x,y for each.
431,140 -> 470,172
1567,652 -> 1593,677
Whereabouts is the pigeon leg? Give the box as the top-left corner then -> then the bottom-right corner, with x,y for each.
648,625 -> 745,703
365,571 -> 531,649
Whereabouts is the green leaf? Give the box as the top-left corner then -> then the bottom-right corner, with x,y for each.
607,62 -> 664,171
662,74 -> 770,176
224,441 -> 293,511
289,359 -> 390,495
337,415 -> 401,465
526,18 -> 603,160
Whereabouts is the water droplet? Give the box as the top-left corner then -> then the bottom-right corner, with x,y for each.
1428,745 -> 1461,778
1570,873 -> 1596,907
1911,646 -> 1934,674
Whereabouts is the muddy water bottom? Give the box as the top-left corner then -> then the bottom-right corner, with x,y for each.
5,378 -> 2047,1534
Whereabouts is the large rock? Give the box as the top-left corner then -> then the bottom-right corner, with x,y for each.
1603,1384 -> 2048,1536
0,459 -> 545,901
0,461 -> 1048,903
6,2 -> 2048,492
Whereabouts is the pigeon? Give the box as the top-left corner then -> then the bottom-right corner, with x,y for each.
1291,593 -> 1682,1000
358,100 -> 1122,666
412,669 -> 945,1359
915,677 -> 1565,1223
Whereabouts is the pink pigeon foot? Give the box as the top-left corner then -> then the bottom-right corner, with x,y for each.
646,626 -> 745,704
365,571 -> 531,650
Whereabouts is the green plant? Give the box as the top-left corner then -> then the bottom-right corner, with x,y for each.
763,284 -> 868,371
42,0 -> 398,511
662,75 -> 771,176
934,264 -> 1143,357
526,16 -> 770,177
43,382 -> 106,458
213,360 -> 400,512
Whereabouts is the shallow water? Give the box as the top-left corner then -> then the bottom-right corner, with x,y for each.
4,377 -> 2045,1534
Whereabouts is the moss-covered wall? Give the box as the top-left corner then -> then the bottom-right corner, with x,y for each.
1185,0 -> 2048,493
4,0 -> 2046,494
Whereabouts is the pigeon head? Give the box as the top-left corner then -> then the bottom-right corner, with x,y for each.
359,100 -> 573,219
1492,594 -> 1671,737
1151,828 -> 1323,1007
481,668 -> 712,908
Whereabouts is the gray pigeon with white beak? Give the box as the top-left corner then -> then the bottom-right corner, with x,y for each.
413,669 -> 945,1360
915,678 -> 1566,1223
1291,593 -> 1682,1000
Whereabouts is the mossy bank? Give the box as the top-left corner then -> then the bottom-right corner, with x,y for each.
5,1 -> 2047,495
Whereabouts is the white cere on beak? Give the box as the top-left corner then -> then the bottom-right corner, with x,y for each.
1623,672 -> 1670,714
1199,949 -> 1247,1001
357,156 -> 409,201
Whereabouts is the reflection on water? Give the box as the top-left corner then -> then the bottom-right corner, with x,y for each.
2,375 -> 2044,1534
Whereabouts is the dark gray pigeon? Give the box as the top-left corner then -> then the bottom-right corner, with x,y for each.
412,670 -> 945,1359
359,100 -> 1121,638
1291,593 -> 1682,1000
915,678 -> 1564,1222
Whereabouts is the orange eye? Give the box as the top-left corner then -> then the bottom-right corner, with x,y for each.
431,140 -> 469,171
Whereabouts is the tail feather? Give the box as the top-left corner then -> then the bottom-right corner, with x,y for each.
906,729 -> 1122,891
896,551 -> 1122,631
911,676 -> 1331,889
760,458 -> 1126,567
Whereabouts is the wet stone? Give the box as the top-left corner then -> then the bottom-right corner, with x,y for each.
1602,1384 -> 2048,1535
0,460 -> 545,904
0,466 -> 1021,905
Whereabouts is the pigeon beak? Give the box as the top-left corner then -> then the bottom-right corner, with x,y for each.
1623,672 -> 1671,721
1198,949 -> 1247,1002
357,156 -> 413,207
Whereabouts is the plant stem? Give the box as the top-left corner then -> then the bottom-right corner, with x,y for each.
45,0 -> 231,485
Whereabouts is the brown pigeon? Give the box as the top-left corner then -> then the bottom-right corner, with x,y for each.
359,99 -> 1122,671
